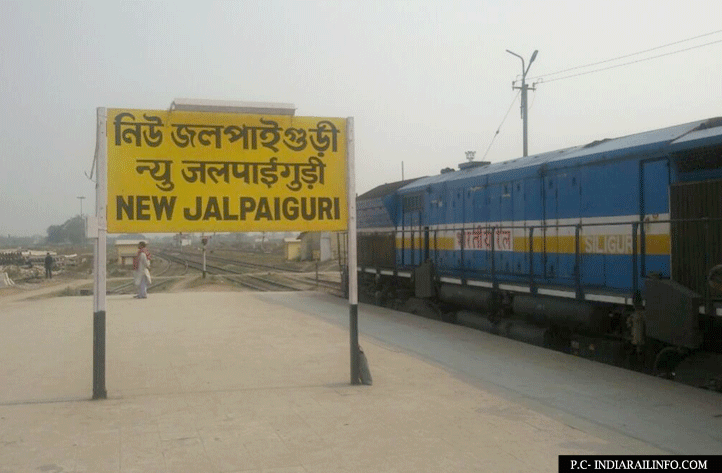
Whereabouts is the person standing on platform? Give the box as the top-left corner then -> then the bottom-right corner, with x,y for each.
44,252 -> 54,279
133,241 -> 152,299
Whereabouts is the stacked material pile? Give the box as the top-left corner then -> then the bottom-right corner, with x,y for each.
1,265 -> 43,281
0,271 -> 15,287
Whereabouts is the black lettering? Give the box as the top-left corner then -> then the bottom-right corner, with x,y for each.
152,195 -> 176,220
319,198 -> 333,220
222,196 -> 238,220
136,196 -> 151,220
283,197 -> 298,220
301,197 -> 316,220
239,197 -> 256,220
184,197 -> 203,220
274,197 -> 281,221
117,195 -> 134,220
255,198 -> 272,221
203,197 -> 221,220
334,197 -> 340,220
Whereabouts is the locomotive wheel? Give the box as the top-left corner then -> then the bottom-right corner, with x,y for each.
653,346 -> 688,379
708,264 -> 722,292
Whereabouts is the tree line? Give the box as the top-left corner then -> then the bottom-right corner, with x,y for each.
46,216 -> 86,245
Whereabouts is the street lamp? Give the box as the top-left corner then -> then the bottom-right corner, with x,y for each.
506,49 -> 538,157
77,196 -> 86,217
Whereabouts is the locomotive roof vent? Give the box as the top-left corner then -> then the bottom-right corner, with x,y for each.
692,117 -> 722,131
583,138 -> 611,149
458,160 -> 490,170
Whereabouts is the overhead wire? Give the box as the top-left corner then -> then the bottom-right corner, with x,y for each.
485,30 -> 722,159
481,91 -> 520,161
536,39 -> 722,84
527,29 -> 722,82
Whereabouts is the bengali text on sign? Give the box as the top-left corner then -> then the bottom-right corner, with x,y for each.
106,109 -> 347,233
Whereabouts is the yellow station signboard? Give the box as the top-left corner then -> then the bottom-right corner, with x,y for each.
106,109 -> 347,233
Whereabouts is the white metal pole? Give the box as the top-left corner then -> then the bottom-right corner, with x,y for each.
347,117 -> 360,384
521,78 -> 528,157
93,107 -> 108,400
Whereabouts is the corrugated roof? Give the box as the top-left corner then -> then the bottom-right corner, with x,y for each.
115,240 -> 143,246
358,177 -> 425,200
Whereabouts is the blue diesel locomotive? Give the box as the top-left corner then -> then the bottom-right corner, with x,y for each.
357,117 -> 722,372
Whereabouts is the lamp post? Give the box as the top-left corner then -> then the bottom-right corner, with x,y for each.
77,196 -> 86,217
506,49 -> 538,157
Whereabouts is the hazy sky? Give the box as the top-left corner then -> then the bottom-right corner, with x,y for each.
1,0 -> 721,236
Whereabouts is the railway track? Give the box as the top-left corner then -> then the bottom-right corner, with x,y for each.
160,249 -> 306,274
222,274 -> 300,291
294,274 -> 343,293
156,249 -> 343,294
207,252 -> 306,273
106,256 -> 188,295
157,250 -> 246,275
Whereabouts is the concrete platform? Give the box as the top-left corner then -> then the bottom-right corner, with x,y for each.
0,289 -> 694,472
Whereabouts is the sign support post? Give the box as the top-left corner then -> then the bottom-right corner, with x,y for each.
92,107 -> 108,400
98,101 -> 356,394
346,117 -> 360,384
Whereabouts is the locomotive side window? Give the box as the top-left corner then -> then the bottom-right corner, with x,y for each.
402,194 -> 423,212
674,144 -> 722,174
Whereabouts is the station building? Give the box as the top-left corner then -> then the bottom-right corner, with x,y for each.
115,240 -> 141,266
